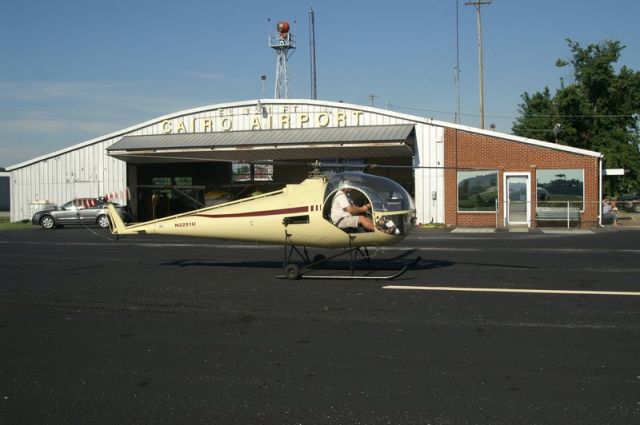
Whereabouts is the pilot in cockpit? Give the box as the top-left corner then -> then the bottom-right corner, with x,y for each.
330,186 -> 375,232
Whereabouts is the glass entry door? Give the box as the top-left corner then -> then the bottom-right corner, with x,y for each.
506,175 -> 529,225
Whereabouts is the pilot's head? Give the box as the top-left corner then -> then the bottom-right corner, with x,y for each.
340,179 -> 353,190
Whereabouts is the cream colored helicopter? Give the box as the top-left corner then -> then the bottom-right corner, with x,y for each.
106,168 -> 418,280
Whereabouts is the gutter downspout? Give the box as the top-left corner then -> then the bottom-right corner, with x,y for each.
598,157 -> 603,226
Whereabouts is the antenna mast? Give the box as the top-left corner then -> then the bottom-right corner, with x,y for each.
309,7 -> 318,100
269,21 -> 296,99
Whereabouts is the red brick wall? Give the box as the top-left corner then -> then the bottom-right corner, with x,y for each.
444,128 -> 600,227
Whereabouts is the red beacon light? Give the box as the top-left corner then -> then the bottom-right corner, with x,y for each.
277,21 -> 290,38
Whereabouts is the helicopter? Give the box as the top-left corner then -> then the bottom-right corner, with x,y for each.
106,167 -> 418,280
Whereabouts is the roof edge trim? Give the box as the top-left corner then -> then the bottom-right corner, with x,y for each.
7,99 -> 602,170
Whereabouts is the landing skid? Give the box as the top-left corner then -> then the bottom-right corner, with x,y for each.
281,257 -> 421,280
280,230 -> 420,280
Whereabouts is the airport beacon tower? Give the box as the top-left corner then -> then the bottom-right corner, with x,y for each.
269,21 -> 296,99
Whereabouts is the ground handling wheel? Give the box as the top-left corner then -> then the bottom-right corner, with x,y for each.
284,263 -> 301,280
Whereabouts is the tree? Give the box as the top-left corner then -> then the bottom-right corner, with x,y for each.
512,39 -> 640,195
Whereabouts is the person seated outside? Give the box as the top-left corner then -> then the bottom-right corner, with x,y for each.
330,187 -> 374,232
602,198 -> 618,226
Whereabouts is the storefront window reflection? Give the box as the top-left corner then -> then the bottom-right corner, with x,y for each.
537,169 -> 584,210
457,170 -> 498,211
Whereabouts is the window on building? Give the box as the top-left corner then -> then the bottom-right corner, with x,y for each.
322,158 -> 366,175
457,170 -> 498,211
232,162 -> 274,182
536,169 -> 584,210
151,176 -> 173,198
174,177 -> 193,186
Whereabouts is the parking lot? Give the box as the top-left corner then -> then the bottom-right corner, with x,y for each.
1,227 -> 639,424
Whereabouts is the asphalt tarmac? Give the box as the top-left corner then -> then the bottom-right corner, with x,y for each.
1,227 -> 639,424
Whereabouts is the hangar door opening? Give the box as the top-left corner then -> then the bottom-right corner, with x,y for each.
110,124 -> 418,220
134,162 -> 231,221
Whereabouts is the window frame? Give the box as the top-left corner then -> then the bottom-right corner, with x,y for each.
456,169 -> 499,213
231,161 -> 274,183
536,168 -> 585,212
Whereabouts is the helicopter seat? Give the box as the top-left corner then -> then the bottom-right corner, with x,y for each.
323,193 -> 363,233
333,216 -> 363,233
323,193 -> 335,223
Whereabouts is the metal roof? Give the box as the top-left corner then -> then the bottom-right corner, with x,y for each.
7,98 -> 602,171
107,124 -> 416,163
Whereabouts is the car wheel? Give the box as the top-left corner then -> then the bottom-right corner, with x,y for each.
97,214 -> 110,228
40,215 -> 55,229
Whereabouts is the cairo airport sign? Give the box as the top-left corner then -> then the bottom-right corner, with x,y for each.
161,105 -> 365,134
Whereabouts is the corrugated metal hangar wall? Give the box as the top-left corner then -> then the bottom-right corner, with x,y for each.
7,100 -> 446,224
8,98 -> 600,227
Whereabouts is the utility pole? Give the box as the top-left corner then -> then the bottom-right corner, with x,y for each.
465,0 -> 491,129
366,93 -> 378,107
454,0 -> 461,124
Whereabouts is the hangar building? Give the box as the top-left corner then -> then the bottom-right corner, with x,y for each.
6,99 -> 604,228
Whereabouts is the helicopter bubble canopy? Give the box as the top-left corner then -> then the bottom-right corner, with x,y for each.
324,172 -> 415,212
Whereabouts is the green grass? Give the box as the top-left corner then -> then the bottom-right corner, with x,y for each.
0,220 -> 33,231
420,222 -> 445,229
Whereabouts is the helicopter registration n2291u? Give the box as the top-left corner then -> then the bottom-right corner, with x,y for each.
106,171 -> 418,280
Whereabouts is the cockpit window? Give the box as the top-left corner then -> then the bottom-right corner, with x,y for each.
324,172 -> 415,212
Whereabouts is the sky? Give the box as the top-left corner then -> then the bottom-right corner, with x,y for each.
1,0 -> 639,168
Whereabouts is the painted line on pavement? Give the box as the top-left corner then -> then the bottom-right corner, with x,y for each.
383,285 -> 640,297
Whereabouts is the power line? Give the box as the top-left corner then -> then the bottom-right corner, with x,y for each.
513,128 -> 556,132
387,102 -> 637,121
518,113 -> 638,119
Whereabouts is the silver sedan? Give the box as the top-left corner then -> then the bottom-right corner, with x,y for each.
31,198 -> 133,229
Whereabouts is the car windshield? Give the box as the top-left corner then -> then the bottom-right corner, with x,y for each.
324,172 -> 415,212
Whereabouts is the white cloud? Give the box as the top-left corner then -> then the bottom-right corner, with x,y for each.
0,79 -> 231,165
186,71 -> 225,81
0,81 -> 184,116
0,81 -> 133,102
2,117 -> 116,135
